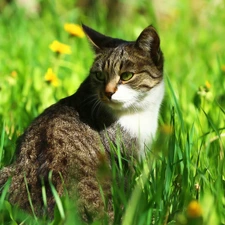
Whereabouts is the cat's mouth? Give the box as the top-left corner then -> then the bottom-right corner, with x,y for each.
100,94 -> 123,110
102,97 -> 122,105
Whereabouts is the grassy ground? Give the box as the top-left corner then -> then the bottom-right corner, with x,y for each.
0,0 -> 225,224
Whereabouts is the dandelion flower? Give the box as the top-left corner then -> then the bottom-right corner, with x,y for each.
64,23 -> 85,38
44,68 -> 60,87
187,200 -> 202,218
205,80 -> 211,89
49,40 -> 72,55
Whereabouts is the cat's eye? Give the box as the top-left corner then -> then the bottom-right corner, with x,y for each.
95,72 -> 105,81
120,72 -> 134,81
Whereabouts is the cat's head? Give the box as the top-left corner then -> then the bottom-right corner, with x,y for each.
82,24 -> 164,116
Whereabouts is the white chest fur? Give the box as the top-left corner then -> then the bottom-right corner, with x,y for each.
116,81 -> 164,157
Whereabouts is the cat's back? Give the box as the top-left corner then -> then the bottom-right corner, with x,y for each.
5,98 -> 106,215
17,98 -> 103,173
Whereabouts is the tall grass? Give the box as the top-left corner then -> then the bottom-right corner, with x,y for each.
0,0 -> 225,224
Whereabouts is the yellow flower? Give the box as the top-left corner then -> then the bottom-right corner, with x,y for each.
49,40 -> 72,55
11,70 -> 17,78
44,68 -> 60,87
187,200 -> 202,218
64,23 -> 85,38
205,80 -> 211,89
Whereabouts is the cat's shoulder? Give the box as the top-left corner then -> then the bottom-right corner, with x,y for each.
30,101 -> 78,128
20,98 -> 87,142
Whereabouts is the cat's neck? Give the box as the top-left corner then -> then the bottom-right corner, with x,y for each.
117,81 -> 164,157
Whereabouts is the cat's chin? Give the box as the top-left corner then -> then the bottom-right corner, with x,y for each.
100,95 -> 123,110
105,101 -> 137,116
105,100 -> 124,111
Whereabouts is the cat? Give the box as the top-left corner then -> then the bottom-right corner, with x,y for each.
0,24 -> 164,222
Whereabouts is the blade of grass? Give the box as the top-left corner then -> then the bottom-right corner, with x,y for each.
24,174 -> 38,221
48,170 -> 65,220
166,76 -> 185,131
201,108 -> 221,138
122,165 -> 149,225
41,178 -> 48,214
0,121 -> 5,167
0,178 -> 11,209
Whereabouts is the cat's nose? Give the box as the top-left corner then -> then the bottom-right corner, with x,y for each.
105,83 -> 117,100
105,91 -> 114,99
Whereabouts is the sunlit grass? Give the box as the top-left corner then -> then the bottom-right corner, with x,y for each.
0,0 -> 224,224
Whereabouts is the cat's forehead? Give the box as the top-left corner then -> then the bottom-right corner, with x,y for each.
103,45 -> 129,58
94,44 -> 139,66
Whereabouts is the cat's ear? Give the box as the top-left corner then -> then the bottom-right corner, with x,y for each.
82,24 -> 126,53
135,25 -> 162,65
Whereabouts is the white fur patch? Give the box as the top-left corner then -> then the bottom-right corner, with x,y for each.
111,81 -> 164,157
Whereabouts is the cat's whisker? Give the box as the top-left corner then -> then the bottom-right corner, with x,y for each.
80,94 -> 99,108
91,99 -> 102,120
95,102 -> 104,120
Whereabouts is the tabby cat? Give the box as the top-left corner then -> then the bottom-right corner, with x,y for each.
0,24 -> 164,222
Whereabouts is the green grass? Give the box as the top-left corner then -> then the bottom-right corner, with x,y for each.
0,0 -> 225,224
